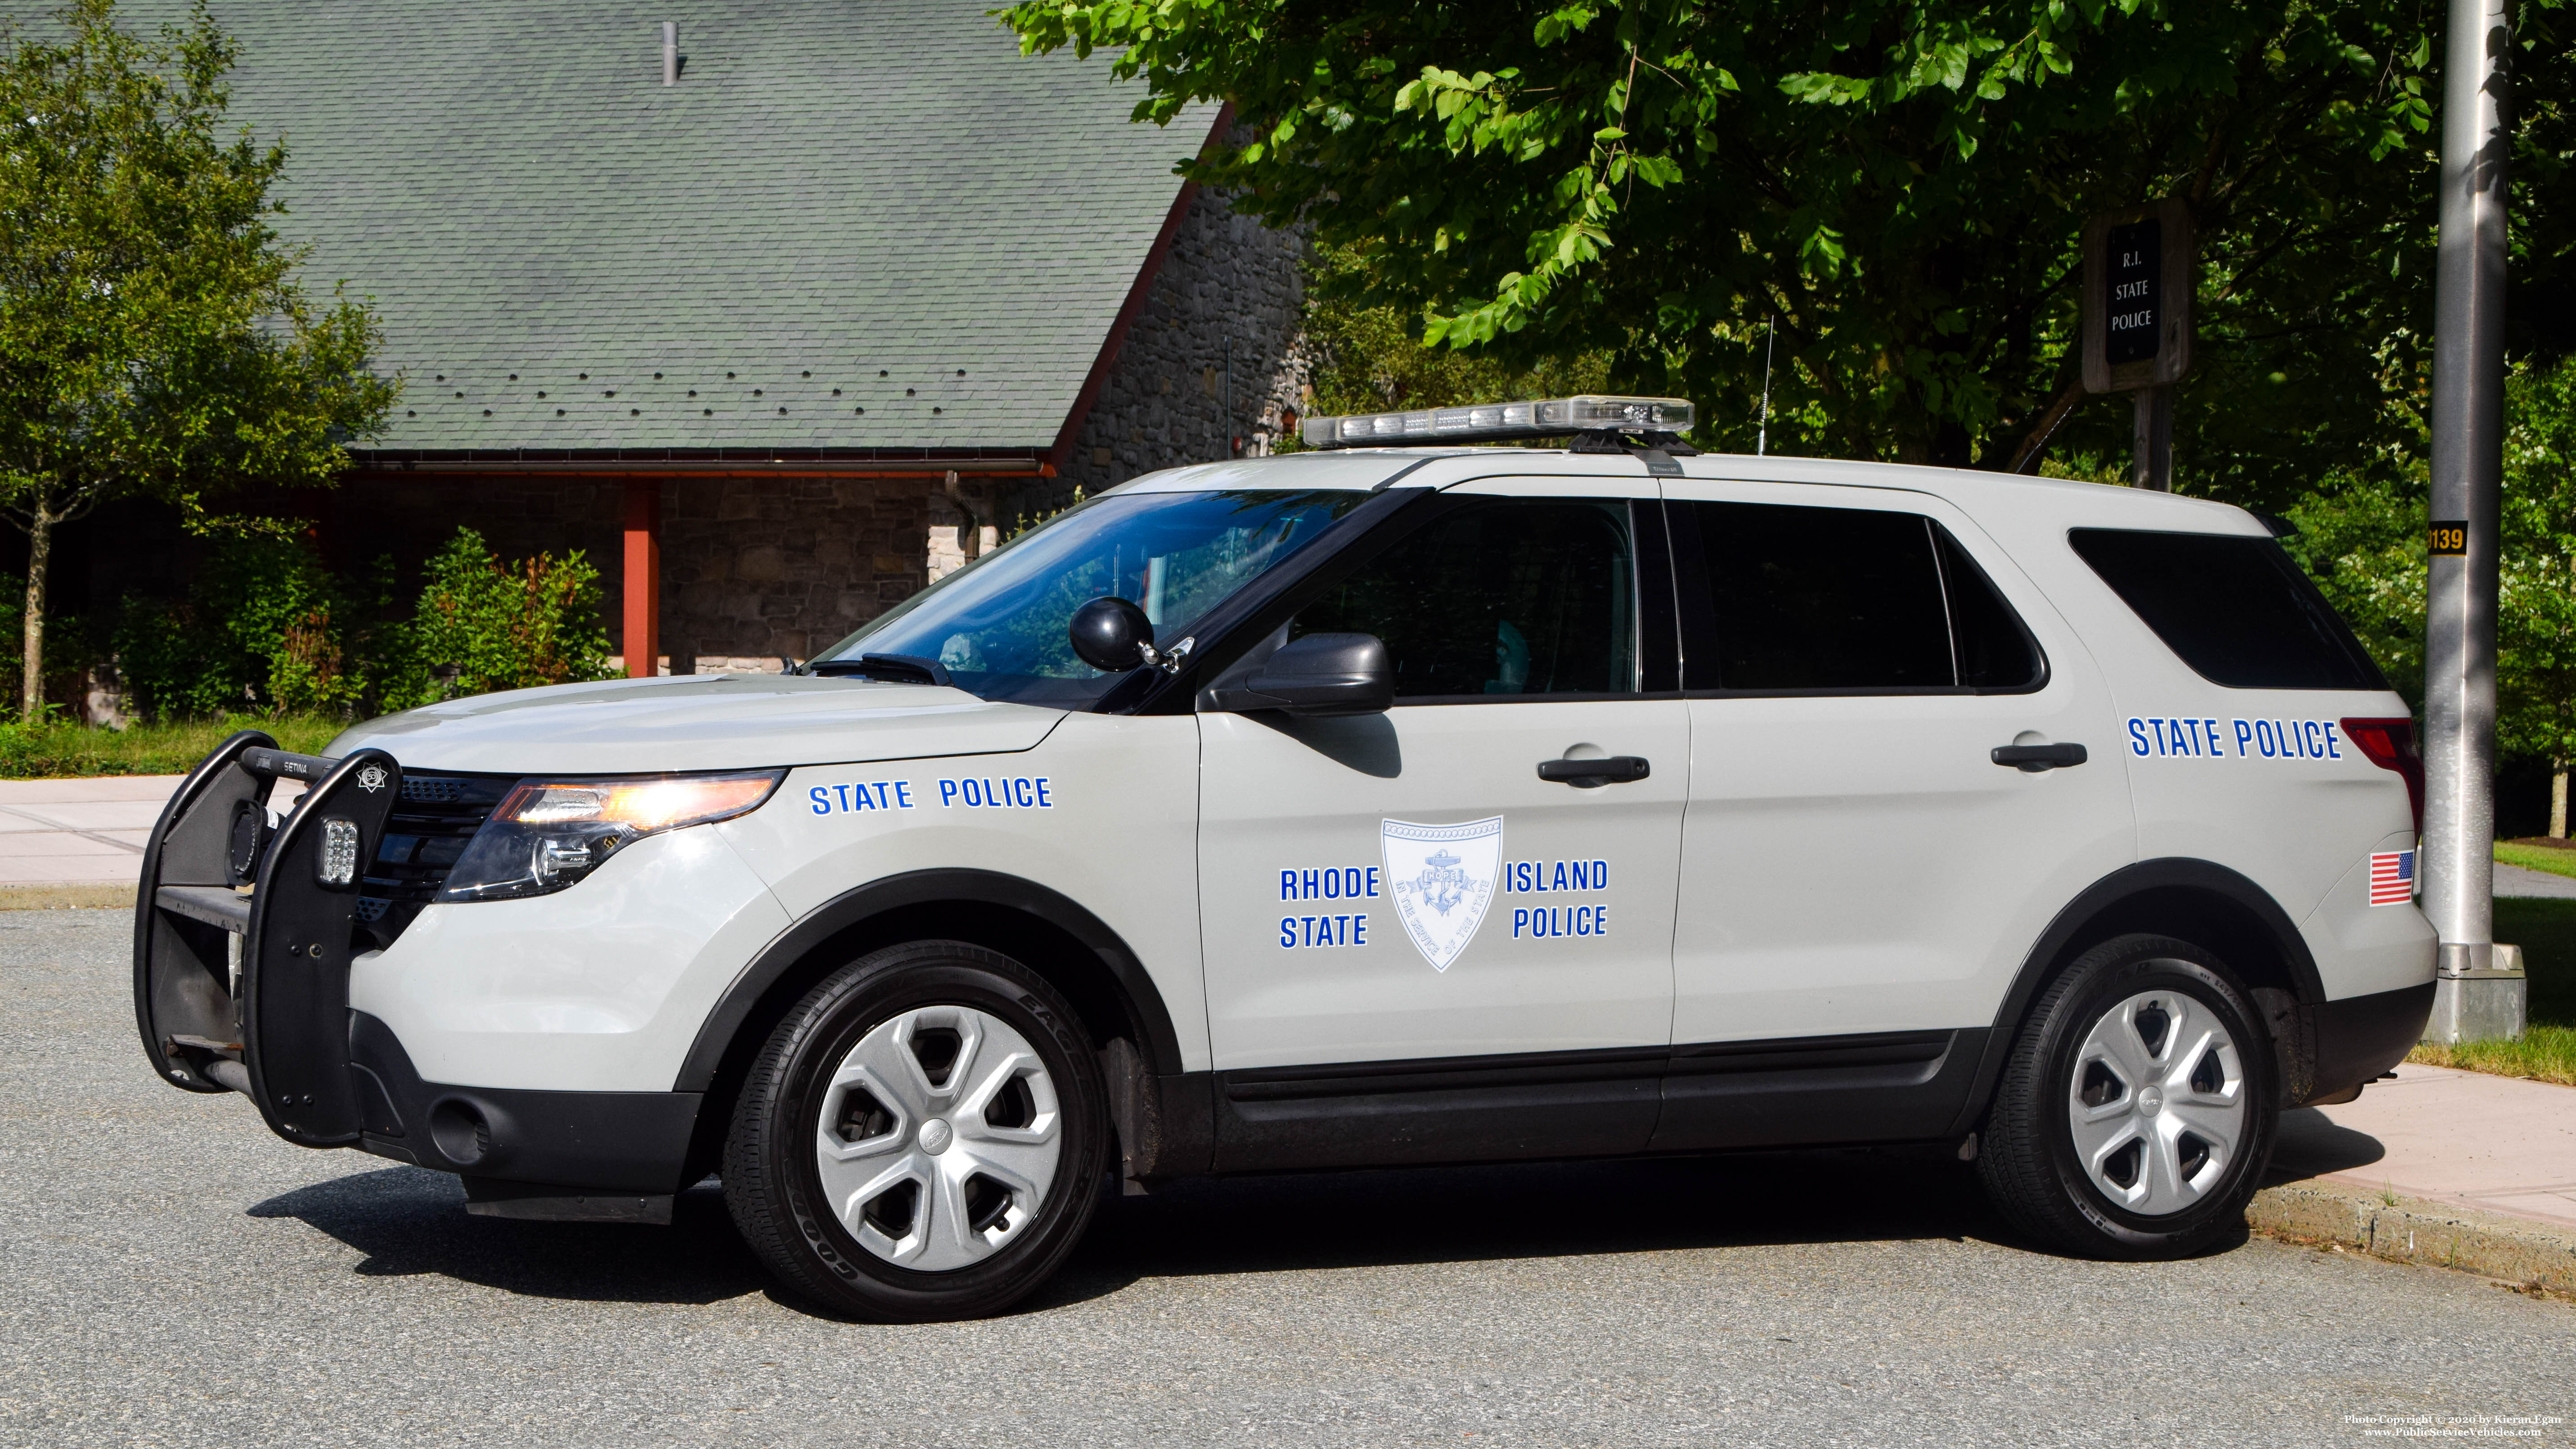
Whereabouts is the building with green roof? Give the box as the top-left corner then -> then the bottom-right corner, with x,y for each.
98,0 -> 1310,671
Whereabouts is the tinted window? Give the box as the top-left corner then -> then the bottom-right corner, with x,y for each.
1939,530 -> 2044,689
1296,498 -> 1637,698
2068,529 -> 2386,690
1674,501 -> 2041,692
1678,502 -> 1939,689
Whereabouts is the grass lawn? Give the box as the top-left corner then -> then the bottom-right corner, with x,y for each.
0,715 -> 346,779
2494,838 -> 2576,880
2408,892 -> 2576,1086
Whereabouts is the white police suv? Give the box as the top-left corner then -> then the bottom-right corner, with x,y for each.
134,396 -> 2434,1321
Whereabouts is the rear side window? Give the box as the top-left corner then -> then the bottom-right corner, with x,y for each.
2068,529 -> 2387,690
1673,500 -> 2043,693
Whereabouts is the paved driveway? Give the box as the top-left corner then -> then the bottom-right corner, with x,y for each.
6,909 -> 2572,1447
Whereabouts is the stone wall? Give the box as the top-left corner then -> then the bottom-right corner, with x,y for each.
1004,184 -> 1314,526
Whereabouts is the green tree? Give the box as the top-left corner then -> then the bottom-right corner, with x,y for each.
0,0 -> 395,721
1008,0 -> 2571,498
1296,243 -> 1612,425
2287,360 -> 2576,838
2499,360 -> 2576,836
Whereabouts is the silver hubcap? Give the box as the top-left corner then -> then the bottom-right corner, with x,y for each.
2067,984 -> 2246,1216
813,1004 -> 1062,1271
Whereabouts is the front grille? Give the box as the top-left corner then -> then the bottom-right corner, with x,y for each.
358,772 -> 516,947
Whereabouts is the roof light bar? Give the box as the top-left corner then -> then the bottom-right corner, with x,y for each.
1301,394 -> 1695,450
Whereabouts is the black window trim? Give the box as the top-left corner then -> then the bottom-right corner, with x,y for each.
1670,498 -> 2051,699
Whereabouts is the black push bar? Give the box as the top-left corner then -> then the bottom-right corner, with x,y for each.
132,729 -> 402,1147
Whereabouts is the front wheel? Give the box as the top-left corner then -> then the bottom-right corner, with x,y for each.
723,941 -> 1110,1320
1977,934 -> 2276,1259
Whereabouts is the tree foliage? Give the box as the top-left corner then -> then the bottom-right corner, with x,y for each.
0,0 -> 395,718
1007,0 -> 2572,500
2288,359 -> 2576,780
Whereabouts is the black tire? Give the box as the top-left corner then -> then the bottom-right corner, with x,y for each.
722,940 -> 1109,1321
1977,933 -> 2277,1259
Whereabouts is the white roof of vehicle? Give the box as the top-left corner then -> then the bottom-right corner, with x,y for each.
1108,448 -> 2269,537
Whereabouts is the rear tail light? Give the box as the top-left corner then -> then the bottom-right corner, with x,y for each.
2340,717 -> 2424,836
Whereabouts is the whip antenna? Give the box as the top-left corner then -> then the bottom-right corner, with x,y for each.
1756,312 -> 1776,457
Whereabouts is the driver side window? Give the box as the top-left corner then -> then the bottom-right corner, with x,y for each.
1293,498 -> 1640,700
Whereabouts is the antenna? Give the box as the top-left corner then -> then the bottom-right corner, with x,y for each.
1756,313 -> 1776,457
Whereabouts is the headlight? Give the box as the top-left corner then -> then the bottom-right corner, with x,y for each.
436,770 -> 783,902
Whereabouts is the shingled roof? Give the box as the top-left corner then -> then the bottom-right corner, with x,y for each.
180,0 -> 1219,462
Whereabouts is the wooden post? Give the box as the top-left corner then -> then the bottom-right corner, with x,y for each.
622,481 -> 661,678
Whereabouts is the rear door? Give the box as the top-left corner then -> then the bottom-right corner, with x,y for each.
1655,481 -> 2136,1150
1194,476 -> 1689,1168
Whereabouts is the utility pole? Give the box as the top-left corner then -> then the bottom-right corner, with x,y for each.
2422,0 -> 2526,1041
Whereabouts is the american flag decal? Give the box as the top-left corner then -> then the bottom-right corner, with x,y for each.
2368,850 -> 2416,907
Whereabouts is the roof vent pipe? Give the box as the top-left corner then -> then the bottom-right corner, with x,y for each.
662,22 -> 677,86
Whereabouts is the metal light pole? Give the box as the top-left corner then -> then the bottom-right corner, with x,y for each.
2422,0 -> 2526,1041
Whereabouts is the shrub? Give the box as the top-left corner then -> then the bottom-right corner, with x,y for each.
113,533 -> 367,722
113,526 -> 615,722
374,529 -> 615,711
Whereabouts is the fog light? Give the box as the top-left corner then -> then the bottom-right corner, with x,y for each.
317,818 -> 360,887
533,835 -> 596,881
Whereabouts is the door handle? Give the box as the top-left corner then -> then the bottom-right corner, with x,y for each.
1536,756 -> 1651,788
1991,743 -> 2087,772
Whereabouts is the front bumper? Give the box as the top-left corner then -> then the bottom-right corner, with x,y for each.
134,732 -> 721,1218
349,1010 -> 701,1218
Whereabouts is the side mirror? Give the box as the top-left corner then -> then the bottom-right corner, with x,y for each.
1069,596 -> 1154,672
1203,633 -> 1394,717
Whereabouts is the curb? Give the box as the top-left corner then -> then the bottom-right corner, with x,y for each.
2248,1182 -> 2576,1293
0,884 -> 134,911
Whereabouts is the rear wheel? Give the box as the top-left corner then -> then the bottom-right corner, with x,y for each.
1977,933 -> 2275,1259
723,941 -> 1109,1320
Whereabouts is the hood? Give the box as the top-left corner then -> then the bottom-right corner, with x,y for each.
327,674 -> 1065,776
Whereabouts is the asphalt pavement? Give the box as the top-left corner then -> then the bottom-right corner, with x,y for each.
6,908 -> 2574,1447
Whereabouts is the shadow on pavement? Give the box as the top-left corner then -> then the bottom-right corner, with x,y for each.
2266,1106 -> 2389,1186
257,1146 -> 2255,1318
249,1167 -> 765,1306
1031,1148 -> 2032,1312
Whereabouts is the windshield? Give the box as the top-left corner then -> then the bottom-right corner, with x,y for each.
814,489 -> 1369,707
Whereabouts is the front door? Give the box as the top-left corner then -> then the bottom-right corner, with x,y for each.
1196,480 -> 1688,1169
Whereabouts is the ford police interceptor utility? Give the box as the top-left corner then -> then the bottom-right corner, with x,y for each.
133,395 -> 2434,1322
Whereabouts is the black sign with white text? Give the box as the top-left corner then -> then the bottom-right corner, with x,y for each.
2105,219 -> 2162,366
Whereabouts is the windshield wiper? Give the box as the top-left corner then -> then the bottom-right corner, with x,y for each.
804,652 -> 954,687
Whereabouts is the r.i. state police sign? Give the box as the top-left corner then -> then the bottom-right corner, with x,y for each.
2081,195 -> 2195,394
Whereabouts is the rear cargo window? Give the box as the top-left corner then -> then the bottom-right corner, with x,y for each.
2068,528 -> 2387,690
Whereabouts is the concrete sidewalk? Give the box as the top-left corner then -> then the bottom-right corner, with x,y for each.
0,775 -> 182,888
2261,1064 -> 2576,1289
2274,1063 -> 2576,1228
